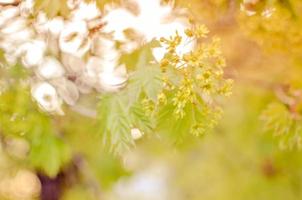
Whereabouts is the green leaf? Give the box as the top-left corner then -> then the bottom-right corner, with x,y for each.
156,94 -> 220,143
157,101 -> 193,142
127,43 -> 163,102
261,102 -> 293,137
98,93 -> 134,154
129,100 -> 153,134
0,86 -> 37,136
261,102 -> 302,150
97,43 -> 163,154
129,66 -> 162,102
29,131 -> 71,178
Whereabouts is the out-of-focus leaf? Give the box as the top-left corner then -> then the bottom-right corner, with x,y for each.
261,102 -> 302,150
60,111 -> 129,188
29,130 -> 71,178
0,86 -> 36,136
88,152 -> 130,189
261,102 -> 293,137
0,84 -> 71,177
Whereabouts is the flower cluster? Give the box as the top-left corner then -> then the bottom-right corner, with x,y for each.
0,0 -> 128,114
0,0 -> 190,115
158,23 -> 233,119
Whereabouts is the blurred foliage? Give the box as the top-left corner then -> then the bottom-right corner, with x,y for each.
1,0 -> 302,200
0,76 -> 71,177
261,102 -> 302,150
238,0 -> 302,55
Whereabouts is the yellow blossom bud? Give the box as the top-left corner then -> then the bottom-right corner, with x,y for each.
185,29 -> 194,37
157,92 -> 167,105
